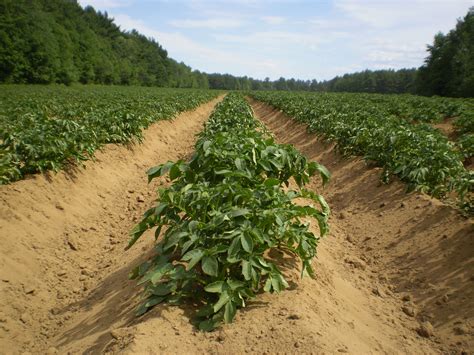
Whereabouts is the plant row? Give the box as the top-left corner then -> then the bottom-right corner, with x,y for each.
126,93 -> 330,330
355,92 -> 474,124
0,85 -> 219,184
250,91 -> 473,212
360,92 -> 474,161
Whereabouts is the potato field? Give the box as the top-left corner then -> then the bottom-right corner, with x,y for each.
0,87 -> 472,354
0,86 -> 219,183
250,91 -> 474,211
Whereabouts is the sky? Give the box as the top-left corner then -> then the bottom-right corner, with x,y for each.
78,0 -> 473,81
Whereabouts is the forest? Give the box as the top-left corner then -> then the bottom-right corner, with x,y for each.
207,68 -> 418,94
0,0 -> 209,88
0,1 -> 473,97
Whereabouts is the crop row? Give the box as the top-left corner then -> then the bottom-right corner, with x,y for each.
350,92 -> 474,124
126,93 -> 330,330
357,93 -> 474,161
250,91 -> 473,212
0,85 -> 219,184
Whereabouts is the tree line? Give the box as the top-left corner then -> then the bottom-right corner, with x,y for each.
0,1 -> 472,97
0,0 -> 208,88
416,7 -> 474,97
207,68 -> 418,94
207,8 -> 473,97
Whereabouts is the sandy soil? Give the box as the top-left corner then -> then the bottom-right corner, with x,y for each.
0,97 -> 222,354
0,96 -> 472,355
432,118 -> 459,141
432,117 -> 474,169
248,100 -> 473,354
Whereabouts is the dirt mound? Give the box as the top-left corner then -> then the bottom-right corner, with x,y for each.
432,117 -> 459,141
0,97 -> 222,354
0,97 -> 472,354
249,100 -> 473,354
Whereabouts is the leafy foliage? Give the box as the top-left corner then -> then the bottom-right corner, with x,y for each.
417,8 -> 474,98
127,93 -> 330,330
0,85 -> 218,183
0,0 -> 209,87
251,91 -> 473,210
454,111 -> 474,135
206,69 -> 417,93
457,134 -> 474,161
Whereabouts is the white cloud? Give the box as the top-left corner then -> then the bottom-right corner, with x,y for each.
328,0 -> 472,73
79,0 -> 474,80
335,0 -> 472,30
357,23 -> 449,69
261,16 -> 286,25
78,0 -> 131,10
112,14 -> 218,58
111,14 -> 289,79
364,38 -> 424,65
169,18 -> 244,29
327,64 -> 365,76
214,31 -> 325,50
188,0 -> 262,8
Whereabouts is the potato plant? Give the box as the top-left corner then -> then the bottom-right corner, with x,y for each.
251,91 -> 473,211
127,93 -> 330,330
0,85 -> 219,184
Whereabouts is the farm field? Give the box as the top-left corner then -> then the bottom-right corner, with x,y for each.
0,85 -> 219,184
0,88 -> 472,354
250,91 -> 474,212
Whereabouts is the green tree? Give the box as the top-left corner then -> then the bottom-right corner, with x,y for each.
417,7 -> 474,97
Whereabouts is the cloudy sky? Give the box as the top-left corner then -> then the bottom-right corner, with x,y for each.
78,0 -> 472,81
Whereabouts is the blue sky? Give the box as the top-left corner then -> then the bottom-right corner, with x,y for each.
78,0 -> 473,81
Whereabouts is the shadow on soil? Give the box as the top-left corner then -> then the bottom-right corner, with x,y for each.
249,98 -> 474,346
55,253 -> 145,353
56,243 -> 303,353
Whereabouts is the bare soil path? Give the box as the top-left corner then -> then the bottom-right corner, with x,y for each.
248,99 -> 473,355
0,96 -> 222,354
0,96 -> 472,355
432,117 -> 459,141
